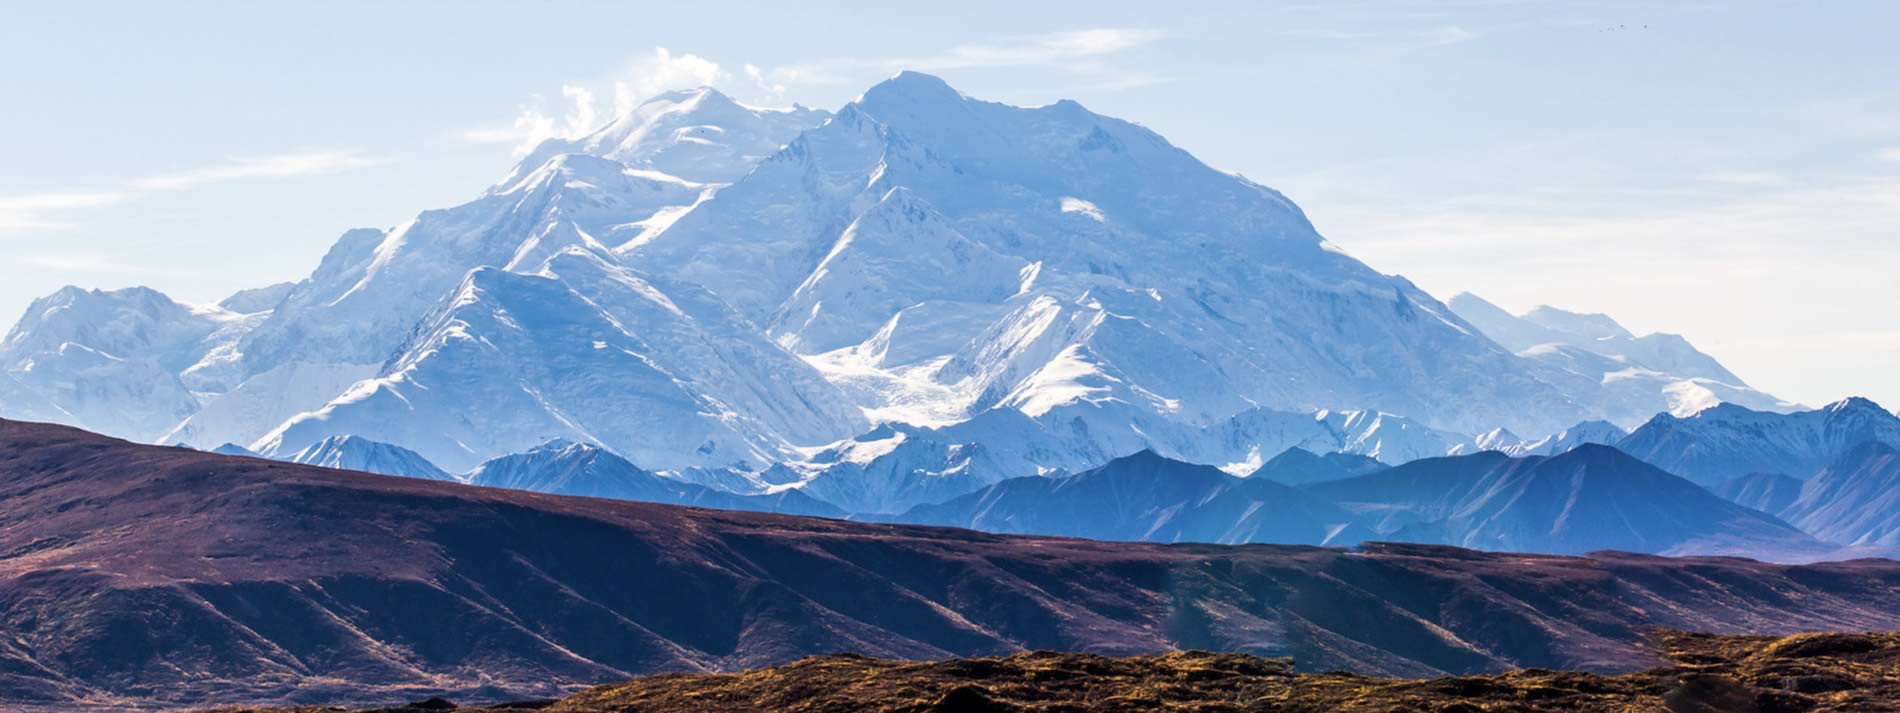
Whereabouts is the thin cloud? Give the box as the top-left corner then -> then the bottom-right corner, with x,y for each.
456,47 -> 729,156
455,30 -> 1165,158
768,27 -> 1166,86
132,150 -> 391,191
1,151 -> 387,234
901,28 -> 1165,70
0,192 -> 124,231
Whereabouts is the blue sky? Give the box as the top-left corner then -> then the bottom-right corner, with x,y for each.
2,0 -> 1896,411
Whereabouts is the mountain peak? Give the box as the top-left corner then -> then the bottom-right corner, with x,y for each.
1826,396 -> 1888,415
509,84 -> 831,188
864,71 -> 963,101
1555,441 -> 1637,465
855,72 -> 975,122
283,433 -> 454,481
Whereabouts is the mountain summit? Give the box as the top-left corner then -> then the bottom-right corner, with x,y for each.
0,73 -> 1796,499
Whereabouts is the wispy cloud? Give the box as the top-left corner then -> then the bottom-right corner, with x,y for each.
1878,147 -> 1900,163
901,28 -> 1165,70
455,30 -> 1167,157
769,28 -> 1166,86
0,192 -> 124,231
131,149 -> 391,191
0,150 -> 388,235
455,47 -> 730,156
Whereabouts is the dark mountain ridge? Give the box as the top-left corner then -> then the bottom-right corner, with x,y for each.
895,449 -> 1366,545
1306,444 -> 1824,556
5,419 -> 1900,710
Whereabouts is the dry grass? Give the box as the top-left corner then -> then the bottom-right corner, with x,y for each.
210,630 -> 1900,713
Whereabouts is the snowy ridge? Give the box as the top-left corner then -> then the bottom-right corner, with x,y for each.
282,435 -> 456,481
253,248 -> 863,473
0,73 -> 1815,517
464,439 -> 843,517
1449,292 -> 1796,424
1497,419 -> 1627,457
0,286 -> 254,441
627,71 -> 1611,509
1617,397 -> 1900,484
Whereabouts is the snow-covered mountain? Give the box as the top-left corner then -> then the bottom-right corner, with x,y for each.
788,404 -> 1474,513
1616,397 -> 1900,484
0,73 -> 1832,513
1496,420 -> 1627,457
465,439 -> 843,517
634,73 -> 1590,447
281,435 -> 455,481
181,90 -> 832,453
1448,293 -> 1796,424
0,286 -> 263,441
253,248 -> 864,472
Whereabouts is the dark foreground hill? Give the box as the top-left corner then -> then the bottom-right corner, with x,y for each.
7,419 -> 1900,709
214,631 -> 1900,713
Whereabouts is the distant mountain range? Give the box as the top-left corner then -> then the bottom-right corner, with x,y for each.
891,444 -> 1831,559
0,73 -> 1811,516
464,440 -> 844,517
1307,445 -> 1823,557
11,417 -> 1900,709
1616,397 -> 1900,484
1448,293 -> 1796,419
897,449 -> 1367,546
282,434 -> 455,481
175,394 -> 1900,562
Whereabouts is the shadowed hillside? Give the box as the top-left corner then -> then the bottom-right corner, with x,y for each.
6,419 -> 1900,709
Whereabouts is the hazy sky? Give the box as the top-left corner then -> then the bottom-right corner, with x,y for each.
2,0 -> 1895,410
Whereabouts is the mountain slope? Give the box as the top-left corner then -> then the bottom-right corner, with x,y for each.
518,86 -> 830,189
0,286 -> 251,441
242,89 -> 826,374
1248,447 -> 1388,484
782,404 -> 1462,515
1500,419 -> 1627,457
1616,397 -> 1900,484
281,434 -> 455,481
254,248 -> 864,472
895,449 -> 1366,545
632,71 -> 1592,447
9,418 -> 1900,709
466,440 -> 843,517
1780,441 -> 1900,546
1305,445 -> 1823,556
1714,471 -> 1805,515
1448,293 -> 1794,423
